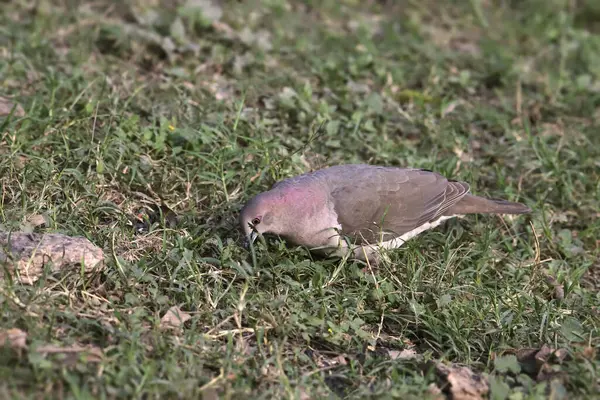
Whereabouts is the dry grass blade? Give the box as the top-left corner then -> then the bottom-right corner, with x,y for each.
35,343 -> 104,363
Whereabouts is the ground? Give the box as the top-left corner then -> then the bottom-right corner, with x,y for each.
0,0 -> 599,398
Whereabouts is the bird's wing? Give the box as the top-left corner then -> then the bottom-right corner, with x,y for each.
328,166 -> 470,244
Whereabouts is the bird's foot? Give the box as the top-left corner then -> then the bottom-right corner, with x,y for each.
353,245 -> 388,271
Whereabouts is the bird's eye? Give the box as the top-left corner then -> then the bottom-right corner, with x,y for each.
251,217 -> 261,226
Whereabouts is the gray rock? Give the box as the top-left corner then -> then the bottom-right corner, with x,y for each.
0,232 -> 104,284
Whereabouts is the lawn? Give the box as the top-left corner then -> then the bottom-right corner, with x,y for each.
0,0 -> 599,398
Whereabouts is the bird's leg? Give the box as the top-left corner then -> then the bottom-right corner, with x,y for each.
317,228 -> 384,268
325,228 -> 352,259
353,244 -> 383,268
326,228 -> 384,267
310,226 -> 353,260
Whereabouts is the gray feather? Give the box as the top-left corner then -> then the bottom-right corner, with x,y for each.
266,164 -> 529,246
318,165 -> 470,244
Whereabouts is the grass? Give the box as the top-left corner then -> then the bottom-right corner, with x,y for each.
0,0 -> 599,398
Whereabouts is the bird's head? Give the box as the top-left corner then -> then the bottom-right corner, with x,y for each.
239,191 -> 283,247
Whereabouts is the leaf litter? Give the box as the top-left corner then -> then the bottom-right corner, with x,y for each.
160,305 -> 192,329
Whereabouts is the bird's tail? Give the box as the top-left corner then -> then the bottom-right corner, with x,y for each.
445,194 -> 531,215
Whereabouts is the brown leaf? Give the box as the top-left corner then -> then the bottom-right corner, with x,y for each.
389,348 -> 419,360
510,347 -> 543,375
442,100 -> 463,117
333,354 -> 347,366
0,328 -> 27,350
544,273 -> 564,300
160,306 -> 191,329
581,346 -> 596,360
552,348 -> 569,363
0,96 -> 25,117
534,344 -> 555,363
507,345 -> 570,380
249,170 -> 262,183
27,214 -> 47,228
437,364 -> 489,400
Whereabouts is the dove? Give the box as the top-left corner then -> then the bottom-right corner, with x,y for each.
240,164 -> 530,263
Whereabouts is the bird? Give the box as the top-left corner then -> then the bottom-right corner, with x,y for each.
239,164 -> 530,264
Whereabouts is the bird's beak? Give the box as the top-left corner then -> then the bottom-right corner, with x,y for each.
244,230 -> 258,249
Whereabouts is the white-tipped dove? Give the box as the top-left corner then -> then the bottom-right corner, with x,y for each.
240,164 -> 530,263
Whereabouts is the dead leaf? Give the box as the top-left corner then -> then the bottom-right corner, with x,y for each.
544,273 -> 565,300
161,306 -> 191,329
442,100 -> 463,117
249,170 -> 262,183
0,96 -> 25,117
437,364 -> 489,400
0,328 -> 27,351
505,345 -> 570,381
0,231 -> 105,284
389,348 -> 419,360
580,346 -> 596,360
334,354 -> 347,366
27,214 -> 47,228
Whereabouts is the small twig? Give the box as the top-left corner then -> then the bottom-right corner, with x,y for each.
530,221 -> 541,265
203,326 -> 272,340
205,318 -> 239,336
271,120 -> 327,171
526,221 -> 562,299
523,220 -> 543,293
198,369 -> 225,392
515,79 -> 522,117
0,287 -> 39,317
304,363 -> 342,377
362,247 -> 380,291
36,344 -> 101,354
274,341 -> 294,399
497,214 -> 517,244
110,230 -> 126,279
375,310 -> 385,342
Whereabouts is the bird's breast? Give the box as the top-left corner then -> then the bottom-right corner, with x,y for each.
285,200 -> 343,250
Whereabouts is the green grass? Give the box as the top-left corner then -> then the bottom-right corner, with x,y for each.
1,0 -> 599,398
